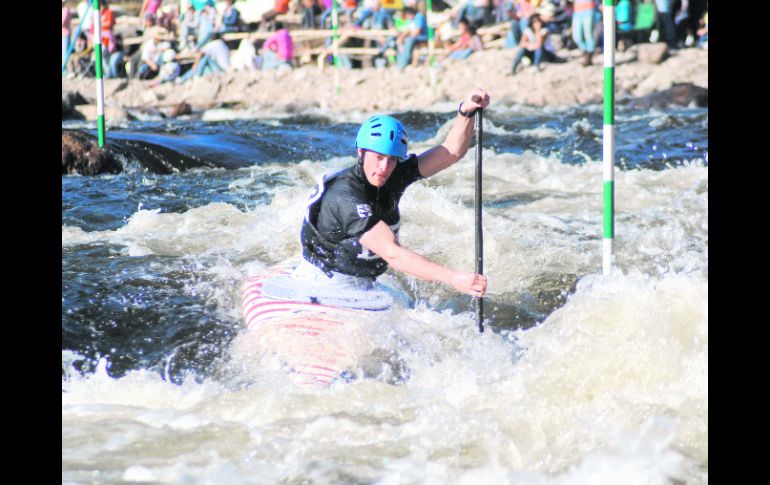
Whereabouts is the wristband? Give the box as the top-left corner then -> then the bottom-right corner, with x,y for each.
458,102 -> 476,118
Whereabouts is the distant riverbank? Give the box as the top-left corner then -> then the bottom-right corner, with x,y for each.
62,44 -> 707,121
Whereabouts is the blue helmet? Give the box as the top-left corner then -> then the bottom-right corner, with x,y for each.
355,115 -> 408,160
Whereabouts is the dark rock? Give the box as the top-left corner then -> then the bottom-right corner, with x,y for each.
105,80 -> 129,97
67,91 -> 89,106
62,92 -> 89,120
166,102 -> 192,118
627,83 -> 708,109
106,137 -> 219,173
62,130 -> 122,175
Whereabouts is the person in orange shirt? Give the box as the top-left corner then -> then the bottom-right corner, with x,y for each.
88,0 -> 116,54
261,0 -> 291,31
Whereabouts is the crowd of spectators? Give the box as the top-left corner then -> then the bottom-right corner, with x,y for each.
62,0 -> 708,82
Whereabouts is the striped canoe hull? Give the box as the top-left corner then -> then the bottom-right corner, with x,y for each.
241,268 -> 365,387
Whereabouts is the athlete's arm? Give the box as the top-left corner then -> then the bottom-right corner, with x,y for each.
417,88 -> 490,178
359,221 -> 487,297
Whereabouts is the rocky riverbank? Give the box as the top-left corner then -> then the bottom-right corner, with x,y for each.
62,43 -> 707,122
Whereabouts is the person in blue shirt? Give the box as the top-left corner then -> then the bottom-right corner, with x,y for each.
216,0 -> 242,33
396,6 -> 429,68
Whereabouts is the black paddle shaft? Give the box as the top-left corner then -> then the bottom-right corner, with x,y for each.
472,96 -> 484,333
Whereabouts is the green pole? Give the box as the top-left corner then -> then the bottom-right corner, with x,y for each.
602,0 -> 615,275
332,0 -> 340,95
92,0 -> 106,147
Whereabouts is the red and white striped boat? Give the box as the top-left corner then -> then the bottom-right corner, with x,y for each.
241,267 -> 369,387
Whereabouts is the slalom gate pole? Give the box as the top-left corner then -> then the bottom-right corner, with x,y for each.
92,0 -> 106,147
602,0 -> 615,275
62,1 -> 93,74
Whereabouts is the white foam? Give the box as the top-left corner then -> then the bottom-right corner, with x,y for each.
63,265 -> 707,482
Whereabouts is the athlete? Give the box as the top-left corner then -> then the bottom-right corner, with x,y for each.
297,88 -> 490,300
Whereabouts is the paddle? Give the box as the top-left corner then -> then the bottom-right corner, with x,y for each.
472,94 -> 484,334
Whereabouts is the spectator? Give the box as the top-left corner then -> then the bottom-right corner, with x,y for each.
105,34 -> 127,78
696,10 -> 707,48
66,33 -> 93,77
340,0 -> 360,26
515,0 -> 537,31
318,0 -> 357,28
654,0 -> 676,47
455,0 -> 489,28
178,32 -> 232,82
616,0 -> 634,32
195,5 -> 217,49
683,0 -> 707,47
538,0 -> 570,36
63,1 -> 73,66
179,1 -> 215,50
148,49 -> 181,86
615,0 -> 635,50
673,0 -> 689,45
572,0 -> 595,66
261,0 -> 290,31
199,32 -> 232,72
373,6 -> 410,65
76,1 -> 94,33
503,2 -> 523,48
301,0 -> 322,29
444,18 -> 484,61
157,3 -> 178,32
178,3 -> 198,50
89,0 -> 117,55
216,0 -> 243,33
354,0 -> 393,29
136,27 -> 171,79
352,0 -> 394,66
510,13 -> 565,74
396,6 -> 429,68
592,2 -> 603,55
191,0 -> 215,10
494,0 -> 515,24
319,0 -> 335,29
261,22 -> 294,70
139,0 -> 164,30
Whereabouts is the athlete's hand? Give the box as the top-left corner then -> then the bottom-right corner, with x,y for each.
463,88 -> 490,113
450,271 -> 487,298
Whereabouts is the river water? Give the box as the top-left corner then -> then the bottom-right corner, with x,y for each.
62,103 -> 708,484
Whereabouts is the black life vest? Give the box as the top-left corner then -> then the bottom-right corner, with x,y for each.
300,155 -> 422,278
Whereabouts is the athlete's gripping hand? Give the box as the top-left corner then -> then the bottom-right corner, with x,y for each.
462,88 -> 490,114
449,270 -> 488,298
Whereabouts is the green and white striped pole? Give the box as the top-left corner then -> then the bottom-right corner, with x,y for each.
332,0 -> 341,95
92,0 -> 106,147
602,0 -> 615,275
426,0 -> 436,88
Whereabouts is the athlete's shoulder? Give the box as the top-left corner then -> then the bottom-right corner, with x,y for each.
324,167 -> 366,198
